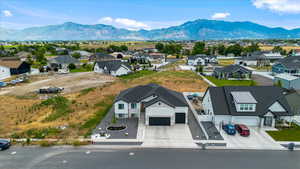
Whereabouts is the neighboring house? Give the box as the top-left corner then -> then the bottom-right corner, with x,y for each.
48,55 -> 80,71
274,74 -> 300,90
15,51 -> 31,61
187,54 -> 217,66
71,50 -> 92,59
272,56 -> 300,76
89,53 -> 116,62
213,64 -> 252,80
202,86 -> 294,127
235,51 -> 282,67
114,83 -> 188,126
147,53 -> 166,62
94,60 -> 132,76
0,58 -> 31,80
285,91 -> 300,116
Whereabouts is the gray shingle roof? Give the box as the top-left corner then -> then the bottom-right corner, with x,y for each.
116,83 -> 188,107
91,53 -> 115,61
49,55 -> 79,64
276,56 -> 300,69
214,64 -> 252,74
95,60 -> 131,71
188,54 -> 208,60
206,86 -> 293,116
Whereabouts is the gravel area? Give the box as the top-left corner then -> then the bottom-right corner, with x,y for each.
93,107 -> 138,139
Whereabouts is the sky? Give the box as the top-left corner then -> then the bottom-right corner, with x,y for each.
1,0 -> 300,30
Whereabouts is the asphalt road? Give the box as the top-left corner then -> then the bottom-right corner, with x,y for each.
0,146 -> 300,169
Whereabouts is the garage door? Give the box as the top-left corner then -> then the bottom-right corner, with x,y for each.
149,117 -> 170,126
175,113 -> 186,124
233,117 -> 260,126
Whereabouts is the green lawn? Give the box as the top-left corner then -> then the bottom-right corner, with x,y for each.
267,123 -> 300,141
119,70 -> 156,80
70,67 -> 92,73
205,76 -> 256,86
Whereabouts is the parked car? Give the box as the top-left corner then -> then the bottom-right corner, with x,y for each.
39,87 -> 64,94
235,124 -> 250,137
0,139 -> 11,151
0,81 -> 7,87
222,124 -> 236,135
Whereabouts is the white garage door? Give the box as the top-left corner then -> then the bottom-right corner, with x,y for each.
232,116 -> 260,126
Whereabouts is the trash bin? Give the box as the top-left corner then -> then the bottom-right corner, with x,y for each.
288,143 -> 295,151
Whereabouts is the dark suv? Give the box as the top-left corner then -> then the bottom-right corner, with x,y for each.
0,140 -> 11,151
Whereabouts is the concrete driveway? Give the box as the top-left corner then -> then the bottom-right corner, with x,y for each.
220,127 -> 284,150
142,124 -> 197,148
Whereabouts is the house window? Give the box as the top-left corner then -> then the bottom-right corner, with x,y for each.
118,104 -> 124,110
118,114 -> 124,118
131,103 -> 137,109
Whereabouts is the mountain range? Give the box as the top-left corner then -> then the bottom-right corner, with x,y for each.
1,19 -> 300,41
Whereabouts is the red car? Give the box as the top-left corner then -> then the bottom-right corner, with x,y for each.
235,124 -> 250,137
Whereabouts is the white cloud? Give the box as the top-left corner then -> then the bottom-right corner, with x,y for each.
211,12 -> 230,19
2,10 -> 12,17
253,0 -> 300,13
98,17 -> 150,30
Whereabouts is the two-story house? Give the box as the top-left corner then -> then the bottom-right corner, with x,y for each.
202,86 -> 293,127
114,83 -> 189,126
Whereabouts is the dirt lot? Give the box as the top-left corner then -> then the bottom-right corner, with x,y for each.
0,72 -> 115,96
0,69 -> 208,139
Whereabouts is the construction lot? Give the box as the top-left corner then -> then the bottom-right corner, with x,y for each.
0,72 -> 115,96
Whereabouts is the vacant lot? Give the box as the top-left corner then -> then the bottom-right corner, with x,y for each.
0,70 -> 208,139
0,72 -> 115,96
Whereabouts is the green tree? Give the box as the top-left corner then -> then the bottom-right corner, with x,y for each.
155,43 -> 164,52
192,42 -> 205,55
120,45 -> 128,51
275,80 -> 282,88
217,44 -> 226,55
68,63 -> 76,70
225,44 -> 243,56
163,43 -> 182,55
243,43 -> 260,54
272,46 -> 286,55
72,52 -> 81,59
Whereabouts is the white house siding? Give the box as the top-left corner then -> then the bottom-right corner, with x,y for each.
213,115 -> 232,126
202,90 -> 214,115
235,59 -> 257,66
94,63 -> 104,73
269,101 -> 286,112
174,106 -> 189,123
114,100 -> 129,118
128,102 -> 141,118
111,66 -> 131,76
0,65 -> 11,80
145,102 -> 175,125
232,116 -> 260,126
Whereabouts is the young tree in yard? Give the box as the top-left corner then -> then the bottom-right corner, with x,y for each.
155,43 -> 164,52
72,52 -> 81,59
192,42 -> 205,55
68,63 -> 76,70
275,80 -> 283,88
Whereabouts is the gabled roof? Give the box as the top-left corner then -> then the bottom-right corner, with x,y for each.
275,56 -> 300,69
206,86 -> 293,116
92,53 -> 115,61
49,55 -> 79,64
285,92 -> 300,115
95,60 -> 131,71
188,54 -> 208,60
214,64 -> 252,74
0,60 -> 24,68
116,83 -> 188,107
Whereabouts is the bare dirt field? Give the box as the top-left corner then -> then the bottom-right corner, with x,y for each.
0,72 -> 115,96
0,69 -> 209,139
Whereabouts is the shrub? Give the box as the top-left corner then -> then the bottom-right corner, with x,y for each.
39,141 -> 55,147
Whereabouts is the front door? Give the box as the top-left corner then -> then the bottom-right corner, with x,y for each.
264,116 -> 273,127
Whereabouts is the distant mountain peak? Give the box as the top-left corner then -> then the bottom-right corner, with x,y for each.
1,19 -> 300,40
